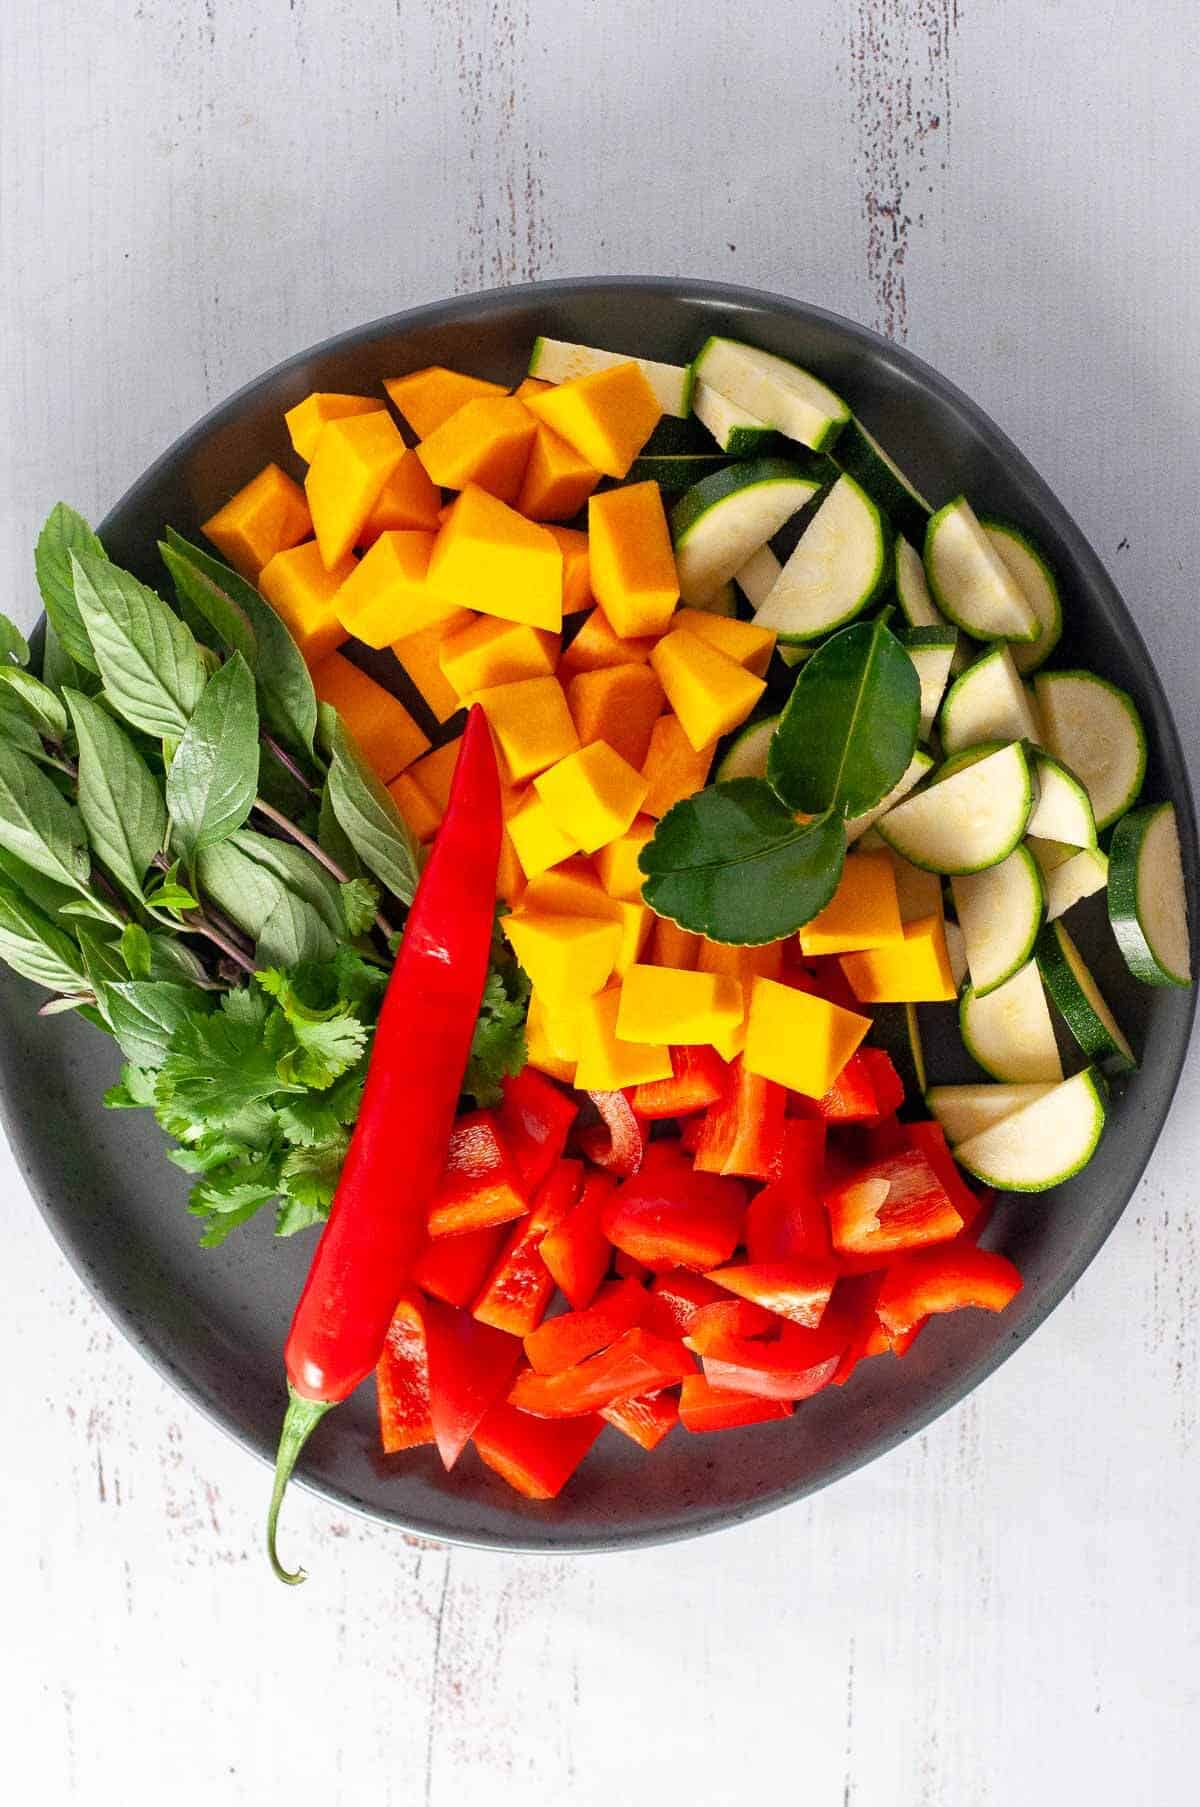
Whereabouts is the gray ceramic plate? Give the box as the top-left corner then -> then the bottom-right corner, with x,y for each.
3,278 -> 1195,1551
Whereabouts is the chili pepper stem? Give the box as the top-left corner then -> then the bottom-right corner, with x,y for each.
266,1388 -> 334,1585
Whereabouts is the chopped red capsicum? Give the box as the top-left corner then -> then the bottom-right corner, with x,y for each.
826,1146 -> 963,1258
706,1259 -> 839,1328
601,1142 -> 747,1272
422,1296 -> 524,1469
699,1321 -> 844,1401
523,1276 -> 648,1374
540,1170 -> 615,1308
508,1328 -> 696,1417
632,1046 -> 727,1120
472,1400 -> 604,1499
375,1293 -> 435,1453
904,1120 -> 989,1234
876,1245 -> 1023,1342
578,1088 -> 647,1175
678,1375 -> 792,1432
644,1270 -> 727,1337
472,1159 -> 583,1334
413,1222 -> 507,1308
821,1272 -> 888,1386
600,1390 -> 679,1450
814,1049 -> 880,1123
498,1068 -> 579,1194
745,1122 -> 830,1263
693,1056 -> 787,1180
684,1297 -> 780,1349
861,1048 -> 905,1117
427,1109 -> 530,1237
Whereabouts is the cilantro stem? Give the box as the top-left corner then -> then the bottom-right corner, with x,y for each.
252,796 -> 397,943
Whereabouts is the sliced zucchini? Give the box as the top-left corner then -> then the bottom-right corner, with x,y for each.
888,848 -> 944,923
944,918 -> 969,989
692,336 -> 850,451
1108,801 -> 1192,987
905,1003 -> 927,1094
950,845 -> 1045,996
777,643 -> 813,669
876,741 -> 1033,875
901,627 -> 958,738
715,715 -> 779,782
734,543 -> 782,610
959,958 -> 1063,1083
925,497 -> 1040,642
833,418 -> 931,545
628,452 -> 730,489
528,336 -> 693,416
691,580 -> 738,617
939,644 -> 1042,754
926,1081 -> 1058,1146
844,749 -> 935,845
671,459 -> 820,607
1034,670 -> 1147,831
1044,847 -> 1109,922
895,534 -> 946,628
1024,751 -> 1097,849
1028,837 -> 1076,874
753,474 -> 892,642
1036,920 -> 1136,1071
984,522 -> 1062,674
692,379 -> 775,457
953,1069 -> 1107,1191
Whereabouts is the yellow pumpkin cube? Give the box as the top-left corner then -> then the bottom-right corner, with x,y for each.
566,662 -> 665,771
359,450 -> 443,545
439,615 -> 558,702
408,736 -> 463,816
496,829 -> 526,908
573,986 -> 673,1090
697,939 -> 785,983
334,530 -> 457,648
513,376 -> 552,400
426,485 -> 563,631
650,629 -> 766,752
285,392 -> 386,462
386,771 -> 442,843
415,396 -> 538,504
641,713 -> 715,818
392,609 -> 473,723
473,675 -> 578,784
384,367 -> 508,438
517,424 -> 601,521
650,916 -> 702,970
306,412 -> 407,569
798,852 -> 905,956
616,965 -> 744,1047
610,899 -> 652,976
839,914 -> 957,1003
312,652 -> 430,781
560,608 -> 655,675
524,364 -> 662,479
673,607 -> 777,679
711,994 -> 749,1063
546,526 -> 593,615
202,463 -> 312,580
503,912 -> 622,1014
524,993 -> 577,1085
522,857 -> 610,917
258,540 -> 355,666
534,741 -> 649,856
743,978 -> 872,1098
587,483 -> 680,639
594,814 -> 655,902
506,792 -> 580,880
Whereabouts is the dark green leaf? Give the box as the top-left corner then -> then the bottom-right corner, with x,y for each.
0,611 -> 31,668
34,505 -> 106,672
321,706 -> 419,903
318,777 -> 364,880
769,616 -> 920,817
64,688 -> 167,898
70,552 -> 207,739
0,846 -> 79,918
274,1189 -> 331,1238
229,828 -> 344,935
276,1068 -> 365,1146
100,980 -> 202,1069
41,619 -> 96,697
144,932 -> 209,986
0,668 -> 68,742
640,779 -> 848,944
0,873 -> 87,992
0,688 -> 48,760
120,922 -> 154,979
0,739 -> 91,889
75,922 -> 129,989
163,531 -> 318,759
159,542 -> 259,667
195,837 -> 284,943
165,653 -> 259,859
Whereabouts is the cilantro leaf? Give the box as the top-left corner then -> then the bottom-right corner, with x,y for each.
158,1004 -> 297,1127
275,1011 -> 368,1090
279,1136 -> 348,1213
463,957 -> 530,1109
339,876 -> 380,936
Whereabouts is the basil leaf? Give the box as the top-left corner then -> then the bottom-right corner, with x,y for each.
75,921 -> 130,988
163,531 -> 318,759
100,980 -> 201,1069
145,932 -> 209,986
322,706 -> 419,904
195,838 -> 282,943
0,611 -> 31,668
317,776 -> 365,880
769,615 -> 920,817
120,922 -> 154,980
0,689 -> 48,761
64,688 -> 167,899
0,739 -> 91,889
0,668 -> 69,742
41,618 -> 96,697
34,504 -> 106,673
159,541 -> 259,667
195,831 -> 339,965
70,552 -> 207,739
640,779 -> 847,944
0,846 -> 80,918
166,653 -> 258,860
0,873 -> 87,992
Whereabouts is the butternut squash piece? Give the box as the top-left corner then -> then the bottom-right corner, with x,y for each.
285,393 -> 385,462
517,424 -> 601,521
524,363 -> 662,478
426,485 -> 563,631
416,396 -> 538,504
202,463 -> 312,580
359,450 -> 442,545
334,531 -> 459,648
588,482 -> 680,639
566,662 -> 664,771
640,713 -> 715,818
650,628 -> 765,751
391,608 -> 474,723
546,525 -> 593,614
384,367 -> 508,438
305,412 -> 407,568
472,675 -> 579,783
311,651 -> 430,781
560,608 -> 655,675
258,540 -> 355,667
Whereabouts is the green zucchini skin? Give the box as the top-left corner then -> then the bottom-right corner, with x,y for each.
1107,801 -> 1193,988
1035,920 -> 1137,1073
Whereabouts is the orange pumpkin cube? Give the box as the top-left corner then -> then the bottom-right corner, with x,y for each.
566,662 -> 665,771
559,607 -> 655,675
284,392 -> 385,462
545,525 -> 593,614
640,713 -> 715,818
384,367 -> 508,438
426,485 -> 563,631
391,608 -> 473,723
359,450 -> 442,545
312,652 -> 430,781
524,363 -> 662,478
587,483 -> 680,639
517,424 -> 601,521
334,531 -> 460,648
416,396 -> 538,504
202,463 -> 312,580
258,540 -> 355,666
305,412 -> 407,568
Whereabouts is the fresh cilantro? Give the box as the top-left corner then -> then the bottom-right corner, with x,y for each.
339,876 -> 380,937
463,934 -> 531,1108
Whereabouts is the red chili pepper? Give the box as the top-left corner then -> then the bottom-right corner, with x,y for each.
601,1141 -> 747,1272
426,1108 -> 530,1236
413,1222 -> 507,1308
876,1245 -> 1023,1342
472,1159 -> 583,1334
578,1088 -> 648,1175
693,1057 -> 787,1180
508,1328 -> 696,1417
540,1170 -> 615,1308
498,1069 -> 578,1194
678,1375 -> 792,1432
267,705 -> 501,1583
375,1293 -> 434,1453
631,1046 -> 727,1119
706,1259 -> 839,1328
522,1276 -> 647,1374
826,1146 -> 963,1258
472,1400 -> 604,1499
600,1390 -> 679,1450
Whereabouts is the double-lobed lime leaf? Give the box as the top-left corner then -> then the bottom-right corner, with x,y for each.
64,688 -> 167,900
165,651 -> 259,861
71,551 -> 208,740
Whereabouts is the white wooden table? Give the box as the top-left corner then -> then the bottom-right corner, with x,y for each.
3,3 -> 1200,1801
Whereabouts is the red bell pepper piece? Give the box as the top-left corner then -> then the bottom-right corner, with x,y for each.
706,1259 -> 838,1327
600,1390 -> 679,1450
472,1400 -> 603,1499
632,1046 -> 727,1120
422,1296 -> 524,1469
693,1056 -> 787,1180
523,1276 -> 648,1374
861,1048 -> 905,1117
578,1089 -> 647,1176
644,1270 -> 727,1336
498,1069 -> 578,1194
540,1170 -> 615,1308
826,1146 -> 963,1258
679,1114 -> 705,1154
375,1292 -> 434,1453
821,1273 -> 887,1386
789,957 -> 862,1011
904,1120 -> 989,1234
678,1375 -> 791,1432
959,1188 -> 996,1246
472,1159 -> 583,1334
601,1142 -> 747,1272
745,1122 -> 830,1263
815,1049 -> 879,1123
700,1321 -> 844,1401
413,1223 -> 507,1308
614,1248 -> 652,1280
876,1245 -> 1023,1342
508,1328 -> 696,1417
426,1110 -> 530,1237
684,1297 -> 779,1350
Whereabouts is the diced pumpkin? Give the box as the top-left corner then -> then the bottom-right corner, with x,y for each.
743,976 -> 872,1099
408,736 -> 464,815
566,662 -> 665,771
305,411 -> 407,569
285,392 -> 386,462
673,607 -> 776,679
651,628 -> 766,751
534,741 -> 649,855
415,396 -> 538,504
473,674 -> 579,783
359,450 -> 443,545
545,525 -> 593,614
202,463 -> 312,580
517,424 -> 602,521
573,985 -> 673,1090
616,964 -> 744,1047
594,814 -> 655,902
311,652 -> 430,781
258,540 -> 354,666
839,913 -> 957,1003
524,993 -> 577,1084
426,484 -> 563,631
587,483 -> 680,639
524,363 -> 662,478
506,791 -> 581,879
798,852 -> 905,956
513,376 -> 552,400
710,993 -> 750,1062
560,608 -> 655,675
697,939 -> 785,983
333,530 -> 453,648
503,912 -> 623,1013
440,615 -> 559,702
384,366 -> 508,438
650,916 -> 703,970
640,713 -> 715,817
387,771 -> 441,843
391,608 -> 473,723
522,856 -> 611,917
496,828 -> 526,909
